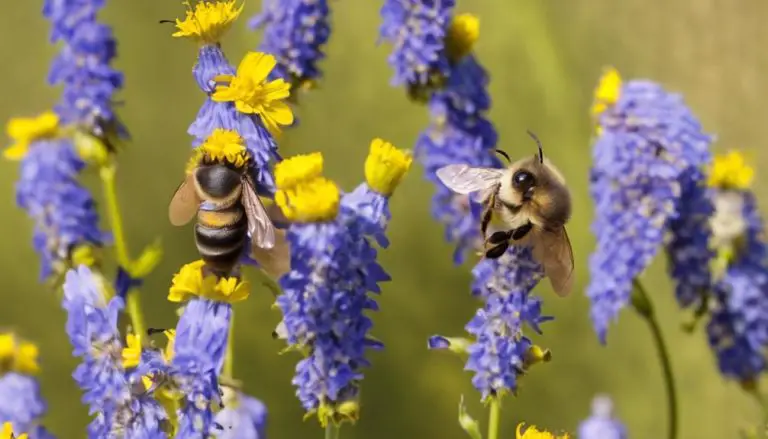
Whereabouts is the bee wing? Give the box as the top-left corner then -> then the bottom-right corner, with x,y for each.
241,176 -> 276,250
169,173 -> 202,226
436,164 -> 504,195
250,228 -> 291,280
531,226 -> 574,297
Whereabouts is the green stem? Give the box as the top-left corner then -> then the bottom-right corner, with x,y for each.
632,279 -> 678,439
100,164 -> 146,342
224,310 -> 235,379
487,398 -> 501,439
324,424 -> 341,439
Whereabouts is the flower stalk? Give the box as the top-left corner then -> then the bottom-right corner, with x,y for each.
487,398 -> 501,439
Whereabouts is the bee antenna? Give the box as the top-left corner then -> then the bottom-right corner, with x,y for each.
526,130 -> 544,164
158,19 -> 175,24
494,149 -> 511,163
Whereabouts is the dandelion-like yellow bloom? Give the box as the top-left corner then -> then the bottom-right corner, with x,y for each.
121,334 -> 142,368
172,0 -> 243,45
314,399 -> 360,427
591,66 -> 622,117
709,150 -> 754,190
274,152 -> 325,190
168,260 -> 251,304
4,111 -> 59,160
213,52 -> 295,135
276,178 -> 340,223
0,333 -> 40,375
199,128 -> 250,167
365,138 -> 413,196
446,13 -> 480,61
1,422 -> 27,439
516,423 -> 570,439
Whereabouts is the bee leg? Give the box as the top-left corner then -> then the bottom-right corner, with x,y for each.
487,230 -> 512,245
510,222 -> 533,241
479,192 -> 497,239
485,241 -> 509,259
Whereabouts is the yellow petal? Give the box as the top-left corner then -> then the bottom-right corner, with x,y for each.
239,52 -> 277,84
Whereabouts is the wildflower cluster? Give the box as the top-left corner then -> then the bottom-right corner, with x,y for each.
273,139 -> 411,426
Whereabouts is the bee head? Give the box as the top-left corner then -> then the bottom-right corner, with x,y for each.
512,168 -> 537,200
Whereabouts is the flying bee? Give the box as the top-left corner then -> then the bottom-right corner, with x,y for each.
436,131 -> 574,296
169,149 -> 290,279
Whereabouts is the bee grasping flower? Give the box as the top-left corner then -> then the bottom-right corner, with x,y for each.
213,52 -> 295,135
172,0 -> 244,45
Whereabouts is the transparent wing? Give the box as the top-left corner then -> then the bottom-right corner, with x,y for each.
168,173 -> 201,226
242,176 -> 276,250
531,226 -> 574,297
435,164 -> 504,195
250,228 -> 291,280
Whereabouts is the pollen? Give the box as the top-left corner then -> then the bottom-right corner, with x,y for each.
364,138 -> 413,196
709,150 -> 755,190
168,259 -> 251,304
212,51 -> 295,135
172,0 -> 243,45
121,334 -> 142,368
516,423 -> 570,439
446,13 -> 480,62
591,66 -> 622,118
274,152 -> 325,190
199,128 -> 249,167
275,177 -> 340,223
4,111 -> 59,160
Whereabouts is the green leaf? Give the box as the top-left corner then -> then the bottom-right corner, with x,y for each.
458,396 -> 483,439
128,239 -> 163,278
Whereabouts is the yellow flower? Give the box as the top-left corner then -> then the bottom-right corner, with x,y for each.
172,0 -> 243,44
274,152 -> 324,190
121,334 -> 142,368
199,128 -> 249,167
446,13 -> 480,61
591,66 -> 622,118
168,260 -> 251,304
709,150 -> 754,190
364,138 -> 413,196
70,244 -> 99,268
163,329 -> 176,363
0,333 -> 40,375
1,422 -> 27,439
312,399 -> 360,427
5,111 -> 59,160
516,423 -> 570,439
275,178 -> 340,223
212,52 -> 294,135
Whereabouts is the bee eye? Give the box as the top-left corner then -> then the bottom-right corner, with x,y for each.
512,170 -> 535,190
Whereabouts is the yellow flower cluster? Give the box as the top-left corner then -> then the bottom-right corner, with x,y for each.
0,333 -> 39,375
709,150 -> 754,190
274,152 -> 340,223
213,52 -> 295,135
591,66 -> 622,118
190,128 -> 250,169
516,423 -> 570,439
364,138 -> 413,196
168,259 -> 250,304
1,422 -> 27,439
172,0 -> 243,45
446,13 -> 481,62
4,111 -> 59,160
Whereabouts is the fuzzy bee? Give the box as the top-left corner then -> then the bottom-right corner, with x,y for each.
436,131 -> 574,296
169,144 -> 289,279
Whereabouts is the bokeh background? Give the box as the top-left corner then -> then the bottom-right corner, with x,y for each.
1,1 -> 767,438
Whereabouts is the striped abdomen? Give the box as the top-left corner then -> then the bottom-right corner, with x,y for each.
193,164 -> 247,275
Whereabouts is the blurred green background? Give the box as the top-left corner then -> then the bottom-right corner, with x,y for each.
1,1 -> 766,438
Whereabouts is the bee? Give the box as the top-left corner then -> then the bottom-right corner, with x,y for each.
168,150 -> 290,279
435,131 -> 574,296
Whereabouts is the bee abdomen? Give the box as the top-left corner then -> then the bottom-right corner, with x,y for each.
195,206 -> 248,271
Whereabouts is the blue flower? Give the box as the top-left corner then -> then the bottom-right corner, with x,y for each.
431,247 -> 550,400
707,191 -> 768,381
15,139 -> 108,279
578,395 -> 627,439
415,56 -> 501,264
250,0 -> 331,90
171,299 -> 231,438
188,45 -> 280,194
44,0 -> 126,137
0,373 -> 55,439
379,0 -> 455,87
62,265 -> 167,438
214,387 -> 268,439
587,72 -> 713,341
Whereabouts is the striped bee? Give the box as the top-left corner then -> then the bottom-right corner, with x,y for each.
169,148 -> 289,279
